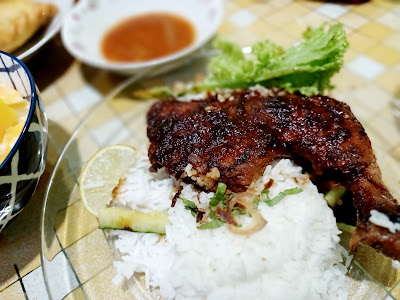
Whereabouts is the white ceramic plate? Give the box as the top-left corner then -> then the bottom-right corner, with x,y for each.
13,0 -> 74,61
61,0 -> 222,75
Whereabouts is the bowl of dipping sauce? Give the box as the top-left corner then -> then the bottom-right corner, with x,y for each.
0,51 -> 48,232
61,0 -> 222,75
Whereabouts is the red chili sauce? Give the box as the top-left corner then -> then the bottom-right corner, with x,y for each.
101,12 -> 196,63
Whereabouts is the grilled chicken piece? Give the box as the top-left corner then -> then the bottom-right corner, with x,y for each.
350,221 -> 400,259
147,88 -> 400,259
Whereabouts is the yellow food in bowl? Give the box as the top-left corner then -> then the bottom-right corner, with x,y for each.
0,83 -> 29,164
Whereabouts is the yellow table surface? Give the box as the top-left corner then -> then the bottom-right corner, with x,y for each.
1,0 -> 400,299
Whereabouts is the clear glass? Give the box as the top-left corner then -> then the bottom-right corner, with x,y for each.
40,59 -> 400,299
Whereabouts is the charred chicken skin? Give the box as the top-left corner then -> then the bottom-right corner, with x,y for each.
147,88 -> 400,259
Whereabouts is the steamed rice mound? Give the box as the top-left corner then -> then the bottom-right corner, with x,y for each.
112,157 -> 348,300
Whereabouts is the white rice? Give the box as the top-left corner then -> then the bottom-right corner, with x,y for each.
112,157 -> 348,300
370,210 -> 400,233
113,156 -> 173,213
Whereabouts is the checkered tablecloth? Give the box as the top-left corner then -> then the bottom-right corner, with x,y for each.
1,0 -> 400,299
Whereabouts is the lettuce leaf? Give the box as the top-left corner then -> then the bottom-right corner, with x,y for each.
203,23 -> 348,96
134,23 -> 348,98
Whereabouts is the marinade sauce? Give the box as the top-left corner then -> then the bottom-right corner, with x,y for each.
101,12 -> 196,63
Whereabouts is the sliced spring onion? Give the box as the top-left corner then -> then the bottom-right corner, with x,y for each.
180,197 -> 197,209
209,183 -> 227,206
262,187 -> 303,207
198,218 -> 224,230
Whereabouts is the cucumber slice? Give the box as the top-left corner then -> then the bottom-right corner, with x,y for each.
324,186 -> 346,208
337,222 -> 355,233
98,207 -> 170,234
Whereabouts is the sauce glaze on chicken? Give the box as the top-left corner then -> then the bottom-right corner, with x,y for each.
147,88 -> 400,259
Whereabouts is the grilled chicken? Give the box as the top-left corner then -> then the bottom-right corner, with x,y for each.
147,88 -> 400,259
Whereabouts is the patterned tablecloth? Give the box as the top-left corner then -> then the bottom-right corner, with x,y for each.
1,0 -> 400,299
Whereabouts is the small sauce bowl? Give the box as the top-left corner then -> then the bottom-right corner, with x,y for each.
61,0 -> 222,75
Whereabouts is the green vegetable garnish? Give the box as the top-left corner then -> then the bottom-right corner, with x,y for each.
180,197 -> 198,218
209,207 -> 216,219
261,187 -> 303,207
253,197 -> 260,208
260,189 -> 270,202
180,197 -> 197,209
136,23 -> 348,99
337,222 -> 355,232
324,186 -> 346,208
203,23 -> 348,96
209,182 -> 227,206
231,206 -> 247,216
198,218 -> 224,230
133,86 -> 175,99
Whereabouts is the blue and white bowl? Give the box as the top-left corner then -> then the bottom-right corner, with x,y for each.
0,51 -> 48,232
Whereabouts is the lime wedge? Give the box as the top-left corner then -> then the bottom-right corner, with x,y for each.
79,145 -> 136,216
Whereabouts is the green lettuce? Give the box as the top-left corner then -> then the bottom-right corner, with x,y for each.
135,23 -> 348,98
203,23 -> 348,96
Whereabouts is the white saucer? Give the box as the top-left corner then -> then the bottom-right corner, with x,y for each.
61,0 -> 222,75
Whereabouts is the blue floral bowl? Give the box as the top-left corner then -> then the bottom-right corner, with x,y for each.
0,51 -> 48,232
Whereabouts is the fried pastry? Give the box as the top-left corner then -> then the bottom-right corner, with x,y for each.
0,0 -> 58,53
